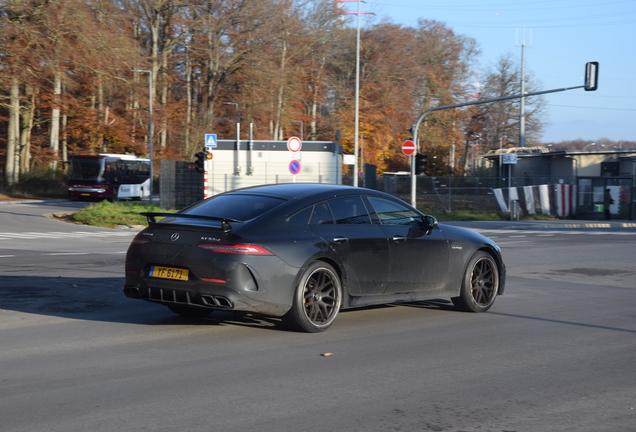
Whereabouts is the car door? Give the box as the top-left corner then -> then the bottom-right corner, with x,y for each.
308,196 -> 390,296
366,196 -> 450,293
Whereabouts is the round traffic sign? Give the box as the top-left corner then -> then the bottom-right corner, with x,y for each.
402,140 -> 416,156
289,160 -> 301,175
287,136 -> 302,152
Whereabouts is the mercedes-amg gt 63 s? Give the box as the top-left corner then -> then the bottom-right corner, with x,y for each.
124,183 -> 505,332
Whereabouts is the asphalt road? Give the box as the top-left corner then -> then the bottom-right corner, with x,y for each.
1,201 -> 635,432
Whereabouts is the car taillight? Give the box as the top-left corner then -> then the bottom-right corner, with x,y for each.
197,244 -> 274,255
130,236 -> 151,245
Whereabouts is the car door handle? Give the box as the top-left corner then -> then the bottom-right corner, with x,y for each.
333,237 -> 348,244
392,236 -> 407,243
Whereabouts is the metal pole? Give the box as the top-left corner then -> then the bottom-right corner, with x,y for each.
499,137 -> 503,184
224,102 -> 240,175
519,43 -> 526,148
148,73 -> 153,204
224,102 -> 239,124
293,120 -> 304,141
353,0 -> 361,187
133,70 -> 154,204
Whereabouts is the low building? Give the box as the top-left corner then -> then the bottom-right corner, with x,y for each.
483,147 -> 636,220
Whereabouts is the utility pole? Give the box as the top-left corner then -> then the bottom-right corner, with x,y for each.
133,70 -> 154,204
519,42 -> 526,148
517,28 -> 531,148
336,0 -> 372,187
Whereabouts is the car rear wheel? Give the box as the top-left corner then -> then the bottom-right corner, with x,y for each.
284,262 -> 342,333
167,305 -> 213,318
452,251 -> 499,313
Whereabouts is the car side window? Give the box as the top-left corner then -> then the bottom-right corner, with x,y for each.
310,203 -> 334,225
288,207 -> 312,224
367,196 -> 422,226
327,196 -> 372,225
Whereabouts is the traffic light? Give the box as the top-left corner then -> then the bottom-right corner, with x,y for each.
194,151 -> 213,173
584,61 -> 599,91
195,152 -> 205,172
415,153 -> 428,175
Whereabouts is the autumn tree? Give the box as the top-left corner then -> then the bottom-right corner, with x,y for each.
330,19 -> 479,174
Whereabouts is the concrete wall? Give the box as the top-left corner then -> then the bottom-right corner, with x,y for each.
203,140 -> 342,196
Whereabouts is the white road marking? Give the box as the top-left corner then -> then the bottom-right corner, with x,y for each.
0,231 -> 135,240
45,253 -> 90,256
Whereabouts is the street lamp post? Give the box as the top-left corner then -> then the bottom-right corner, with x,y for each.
224,102 -> 240,175
292,120 -> 304,141
353,0 -> 361,187
337,0 -> 372,187
223,102 -> 239,124
133,69 -> 153,204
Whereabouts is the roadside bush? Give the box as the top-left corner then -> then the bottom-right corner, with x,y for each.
0,168 -> 67,198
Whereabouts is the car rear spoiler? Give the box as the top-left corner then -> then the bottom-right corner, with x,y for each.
140,212 -> 241,232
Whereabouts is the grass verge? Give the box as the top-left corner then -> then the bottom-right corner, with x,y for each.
423,209 -> 554,222
68,201 -> 553,229
72,201 -> 174,228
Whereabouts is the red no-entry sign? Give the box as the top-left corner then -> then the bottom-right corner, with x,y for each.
402,140 -> 416,156
287,136 -> 302,153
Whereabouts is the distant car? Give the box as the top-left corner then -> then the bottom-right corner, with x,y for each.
124,183 -> 505,332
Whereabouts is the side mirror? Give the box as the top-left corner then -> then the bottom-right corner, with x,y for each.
422,215 -> 438,231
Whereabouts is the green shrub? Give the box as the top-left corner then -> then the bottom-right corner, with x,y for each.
0,168 -> 67,197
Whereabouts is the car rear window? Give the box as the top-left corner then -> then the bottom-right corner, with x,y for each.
183,194 -> 286,221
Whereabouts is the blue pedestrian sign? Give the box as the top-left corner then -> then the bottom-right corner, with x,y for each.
205,134 -> 217,148
289,160 -> 301,175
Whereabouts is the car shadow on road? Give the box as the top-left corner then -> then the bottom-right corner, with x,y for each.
0,275 -> 288,332
0,275 -> 461,331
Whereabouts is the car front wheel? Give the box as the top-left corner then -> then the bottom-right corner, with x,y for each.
452,251 -> 499,313
284,262 -> 342,333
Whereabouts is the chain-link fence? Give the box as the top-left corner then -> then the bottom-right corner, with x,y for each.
343,175 -> 578,213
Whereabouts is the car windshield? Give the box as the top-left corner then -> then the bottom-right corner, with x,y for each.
183,194 -> 286,222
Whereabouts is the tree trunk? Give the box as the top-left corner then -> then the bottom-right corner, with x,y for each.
160,55 -> 168,148
97,77 -> 105,152
185,45 -> 194,156
50,72 -> 62,162
273,32 -> 288,140
20,85 -> 36,174
6,77 -> 20,185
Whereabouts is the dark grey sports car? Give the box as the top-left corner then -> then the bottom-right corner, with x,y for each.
124,183 -> 505,332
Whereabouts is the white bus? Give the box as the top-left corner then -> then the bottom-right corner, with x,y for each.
68,154 -> 151,201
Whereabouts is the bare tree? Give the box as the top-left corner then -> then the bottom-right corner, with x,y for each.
476,53 -> 548,151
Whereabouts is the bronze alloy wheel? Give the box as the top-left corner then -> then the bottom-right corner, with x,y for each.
452,251 -> 499,313
469,255 -> 498,307
284,262 -> 342,332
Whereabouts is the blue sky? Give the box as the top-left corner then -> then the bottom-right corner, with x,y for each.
351,0 -> 635,143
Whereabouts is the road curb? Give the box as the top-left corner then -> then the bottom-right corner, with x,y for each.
498,222 -> 636,230
0,199 -> 68,205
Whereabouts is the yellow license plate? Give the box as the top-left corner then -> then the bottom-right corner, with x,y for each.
150,266 -> 189,281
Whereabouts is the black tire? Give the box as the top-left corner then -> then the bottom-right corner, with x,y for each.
452,251 -> 499,313
283,262 -> 342,333
167,305 -> 213,318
